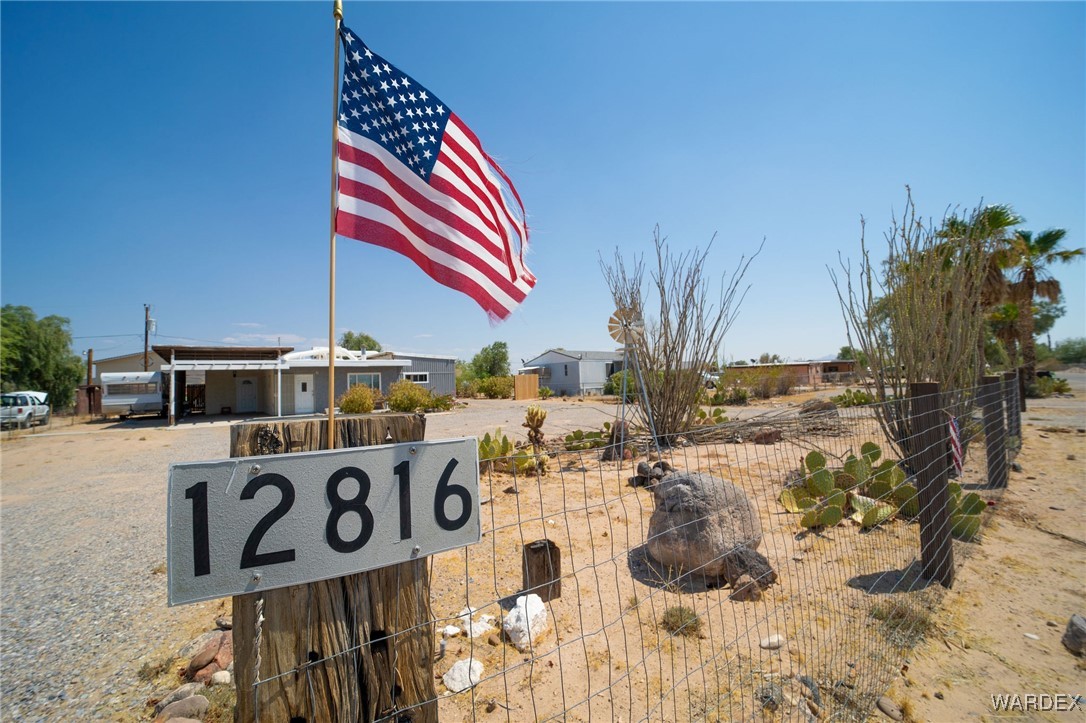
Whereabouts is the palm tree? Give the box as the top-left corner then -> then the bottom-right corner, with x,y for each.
1005,228 -> 1084,382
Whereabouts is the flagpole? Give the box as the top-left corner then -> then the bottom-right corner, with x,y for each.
328,0 -> 343,450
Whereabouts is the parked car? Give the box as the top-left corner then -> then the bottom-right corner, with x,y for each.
1,391 -> 50,429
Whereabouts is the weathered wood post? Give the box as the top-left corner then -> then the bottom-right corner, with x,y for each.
1017,365 -> 1027,412
230,414 -> 436,723
522,539 -> 561,602
909,382 -> 954,588
980,375 -> 1008,489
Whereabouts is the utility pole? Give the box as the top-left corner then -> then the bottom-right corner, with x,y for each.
144,304 -> 151,371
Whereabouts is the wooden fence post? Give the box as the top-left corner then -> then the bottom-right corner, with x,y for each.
909,383 -> 954,588
1017,365 -> 1027,412
230,414 -> 436,723
980,375 -> 1008,489
523,539 -> 561,602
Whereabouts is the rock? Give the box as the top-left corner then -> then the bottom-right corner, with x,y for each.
457,608 -> 496,639
601,420 -> 632,461
796,675 -> 821,705
153,694 -> 209,723
799,399 -> 838,416
487,633 -> 501,647
153,683 -> 203,716
934,691 -> 944,700
213,632 -> 233,670
210,670 -> 232,686
755,683 -> 784,711
502,594 -> 548,652
192,662 -> 222,685
1061,614 -> 1086,655
876,695 -> 903,720
636,461 -> 652,477
729,574 -> 763,602
186,634 -> 224,678
1024,633 -> 1040,640
442,625 -> 461,638
1011,462 -> 1023,472
1068,454 -> 1077,461
752,429 -> 783,445
646,473 -> 776,591
214,615 -> 232,630
760,634 -> 785,650
442,658 -> 483,693
176,630 -> 224,659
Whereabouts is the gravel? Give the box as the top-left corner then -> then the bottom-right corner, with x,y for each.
0,401 -> 620,720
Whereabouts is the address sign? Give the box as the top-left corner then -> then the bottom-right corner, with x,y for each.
167,437 -> 480,606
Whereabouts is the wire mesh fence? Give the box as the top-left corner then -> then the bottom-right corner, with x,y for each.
246,375 -> 1022,722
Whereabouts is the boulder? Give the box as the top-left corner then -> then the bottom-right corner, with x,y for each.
646,472 -> 776,591
502,594 -> 548,651
153,694 -> 209,723
153,682 -> 203,716
442,658 -> 483,693
1062,614 -> 1086,655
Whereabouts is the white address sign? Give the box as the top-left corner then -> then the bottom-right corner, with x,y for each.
167,437 -> 479,606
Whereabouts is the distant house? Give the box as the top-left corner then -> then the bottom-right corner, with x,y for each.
725,359 -> 858,387
148,345 -> 455,424
519,349 -> 626,397
94,350 -> 169,380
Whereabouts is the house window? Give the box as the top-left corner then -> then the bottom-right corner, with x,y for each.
347,373 -> 381,391
404,372 -> 429,384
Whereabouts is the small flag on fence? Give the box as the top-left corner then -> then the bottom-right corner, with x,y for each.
334,26 -> 536,322
948,414 -> 963,477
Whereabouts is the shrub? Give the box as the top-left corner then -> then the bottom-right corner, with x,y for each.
478,375 -> 514,399
1028,376 -> 1072,398
338,384 -> 376,414
1054,337 -> 1086,364
722,386 -> 749,405
661,606 -> 701,637
603,370 -> 637,401
387,379 -> 431,412
832,388 -> 875,407
538,386 -> 553,399
774,369 -> 796,396
457,379 -> 479,398
426,394 -> 455,412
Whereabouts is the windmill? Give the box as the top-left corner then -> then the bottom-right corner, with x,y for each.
606,307 -> 659,452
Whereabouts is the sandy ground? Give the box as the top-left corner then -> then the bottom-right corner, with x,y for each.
1,383 -> 1082,721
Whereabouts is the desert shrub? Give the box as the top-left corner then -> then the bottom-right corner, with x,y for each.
774,369 -> 796,395
426,394 -> 455,412
603,370 -> 637,401
661,606 -> 701,637
723,386 -> 749,405
457,379 -> 479,398
338,384 -> 376,414
1028,376 -> 1071,398
478,375 -> 514,399
387,379 -> 431,412
538,386 -> 553,399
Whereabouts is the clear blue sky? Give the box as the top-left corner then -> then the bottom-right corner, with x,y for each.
3,1 -> 1084,369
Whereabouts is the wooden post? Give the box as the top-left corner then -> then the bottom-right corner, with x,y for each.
523,539 -> 561,602
980,375 -> 1008,489
1017,365 -> 1027,412
909,383 -> 954,588
230,414 -> 436,723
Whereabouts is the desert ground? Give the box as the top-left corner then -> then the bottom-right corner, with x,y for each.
1,378 -> 1082,721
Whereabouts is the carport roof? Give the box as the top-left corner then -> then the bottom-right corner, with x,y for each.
153,345 -> 293,362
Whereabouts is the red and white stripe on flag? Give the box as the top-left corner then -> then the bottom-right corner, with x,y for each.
333,28 -> 535,322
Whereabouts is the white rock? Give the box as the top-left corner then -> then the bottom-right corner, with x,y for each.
456,607 -> 496,638
502,594 -> 548,652
442,625 -> 461,638
210,670 -> 233,686
442,658 -> 483,693
760,634 -> 785,650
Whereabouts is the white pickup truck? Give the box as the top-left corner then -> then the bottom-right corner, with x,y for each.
1,391 -> 50,429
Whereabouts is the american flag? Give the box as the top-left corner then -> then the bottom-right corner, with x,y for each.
948,414 -> 963,476
334,26 -> 535,321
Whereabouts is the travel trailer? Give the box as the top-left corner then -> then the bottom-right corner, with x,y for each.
100,371 -> 166,418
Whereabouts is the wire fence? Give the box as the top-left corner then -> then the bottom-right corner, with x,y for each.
247,375 -> 1022,722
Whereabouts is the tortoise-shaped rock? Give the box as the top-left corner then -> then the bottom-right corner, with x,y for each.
646,472 -> 776,599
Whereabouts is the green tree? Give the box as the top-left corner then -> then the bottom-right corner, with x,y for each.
470,341 -> 510,379
1004,228 -> 1084,382
338,330 -> 382,352
757,353 -> 782,364
1,305 -> 84,409
1054,337 -> 1086,364
837,345 -> 869,368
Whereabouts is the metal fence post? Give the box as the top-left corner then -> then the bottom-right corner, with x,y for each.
1001,371 -> 1020,450
909,382 -> 954,588
980,375 -> 1008,489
